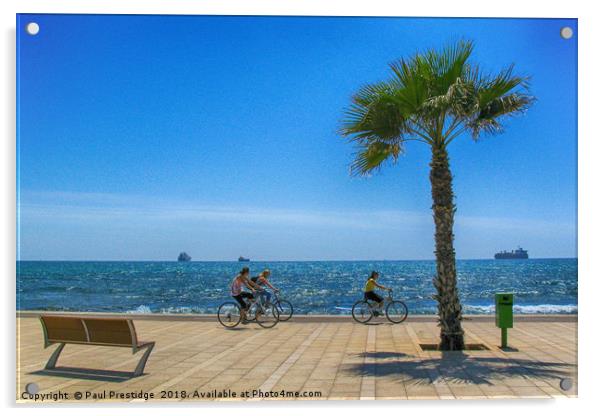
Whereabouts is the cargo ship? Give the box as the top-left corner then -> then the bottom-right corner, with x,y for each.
494,247 -> 528,259
238,256 -> 250,262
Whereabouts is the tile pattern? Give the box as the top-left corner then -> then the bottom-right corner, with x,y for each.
16,316 -> 577,402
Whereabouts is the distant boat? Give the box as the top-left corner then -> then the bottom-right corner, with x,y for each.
238,256 -> 250,262
178,252 -> 192,262
494,247 -> 528,259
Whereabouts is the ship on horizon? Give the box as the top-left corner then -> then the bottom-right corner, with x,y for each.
494,247 -> 528,259
238,256 -> 250,262
177,252 -> 191,262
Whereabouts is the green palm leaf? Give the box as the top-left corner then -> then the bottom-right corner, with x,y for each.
340,39 -> 534,173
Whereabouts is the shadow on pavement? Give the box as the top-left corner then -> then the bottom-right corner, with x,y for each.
345,350 -> 574,386
30,366 -> 135,382
358,351 -> 411,359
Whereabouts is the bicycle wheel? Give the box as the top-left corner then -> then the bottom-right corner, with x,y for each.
386,300 -> 408,324
351,300 -> 373,324
275,299 -> 293,321
256,302 -> 280,328
217,302 -> 242,328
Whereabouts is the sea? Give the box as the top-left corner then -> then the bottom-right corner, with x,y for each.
16,259 -> 577,315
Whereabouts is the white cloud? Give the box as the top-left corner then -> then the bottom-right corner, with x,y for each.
19,195 -> 426,230
17,190 -> 576,260
19,189 -> 574,233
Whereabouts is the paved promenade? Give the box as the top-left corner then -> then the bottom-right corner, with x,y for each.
16,313 -> 577,402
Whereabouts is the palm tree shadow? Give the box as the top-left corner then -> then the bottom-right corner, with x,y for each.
344,351 -> 574,386
359,351 -> 411,359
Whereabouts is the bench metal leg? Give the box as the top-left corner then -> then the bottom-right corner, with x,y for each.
45,343 -> 65,369
133,342 -> 155,377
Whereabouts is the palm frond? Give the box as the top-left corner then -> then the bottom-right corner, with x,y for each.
468,92 -> 534,138
476,64 -> 531,108
340,82 -> 411,141
389,57 -> 430,112
422,76 -> 478,120
350,141 -> 403,176
340,39 -> 535,174
423,39 -> 474,95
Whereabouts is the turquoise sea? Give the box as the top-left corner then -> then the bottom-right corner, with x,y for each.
16,259 -> 577,315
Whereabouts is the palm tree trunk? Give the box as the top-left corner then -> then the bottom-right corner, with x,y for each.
429,144 -> 465,350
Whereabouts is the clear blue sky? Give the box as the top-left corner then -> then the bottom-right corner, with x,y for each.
17,14 -> 577,261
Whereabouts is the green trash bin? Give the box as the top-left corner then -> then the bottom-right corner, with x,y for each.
495,293 -> 513,348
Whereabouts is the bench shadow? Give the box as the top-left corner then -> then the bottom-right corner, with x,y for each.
29,367 -> 137,382
345,351 -> 574,386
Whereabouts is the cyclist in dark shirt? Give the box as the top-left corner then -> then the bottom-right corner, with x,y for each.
251,269 -> 279,305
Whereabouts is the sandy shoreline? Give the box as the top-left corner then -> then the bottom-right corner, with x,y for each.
16,310 -> 577,322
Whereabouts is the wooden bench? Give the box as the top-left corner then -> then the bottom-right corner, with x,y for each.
39,315 -> 155,377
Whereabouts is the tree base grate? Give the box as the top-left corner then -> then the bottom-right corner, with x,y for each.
419,343 -> 490,351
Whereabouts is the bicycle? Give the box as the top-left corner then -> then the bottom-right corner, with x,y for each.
272,291 -> 293,321
217,292 -> 280,329
351,289 -> 408,324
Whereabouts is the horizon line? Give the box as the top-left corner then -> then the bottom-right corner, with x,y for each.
16,257 -> 578,262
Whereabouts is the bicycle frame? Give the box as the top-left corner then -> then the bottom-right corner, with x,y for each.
366,291 -> 394,312
245,291 -> 269,319
272,291 -> 284,305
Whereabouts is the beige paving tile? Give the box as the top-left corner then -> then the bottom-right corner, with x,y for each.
16,316 -> 577,402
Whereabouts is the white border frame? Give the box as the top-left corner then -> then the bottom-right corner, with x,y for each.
3,1 -> 600,415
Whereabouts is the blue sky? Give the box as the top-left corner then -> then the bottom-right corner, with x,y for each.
17,15 -> 577,261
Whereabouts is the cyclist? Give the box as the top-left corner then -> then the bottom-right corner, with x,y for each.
363,271 -> 390,314
230,267 -> 260,320
251,269 -> 279,305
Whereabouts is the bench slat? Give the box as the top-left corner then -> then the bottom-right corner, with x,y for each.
40,315 -> 141,349
83,318 -> 134,346
41,316 -> 87,344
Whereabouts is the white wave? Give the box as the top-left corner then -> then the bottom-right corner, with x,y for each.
160,306 -> 207,314
464,304 -> 577,314
127,305 -> 152,314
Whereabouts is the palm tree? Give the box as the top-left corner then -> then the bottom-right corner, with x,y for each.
340,40 -> 534,350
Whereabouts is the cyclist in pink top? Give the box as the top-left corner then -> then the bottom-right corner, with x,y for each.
230,267 -> 260,318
